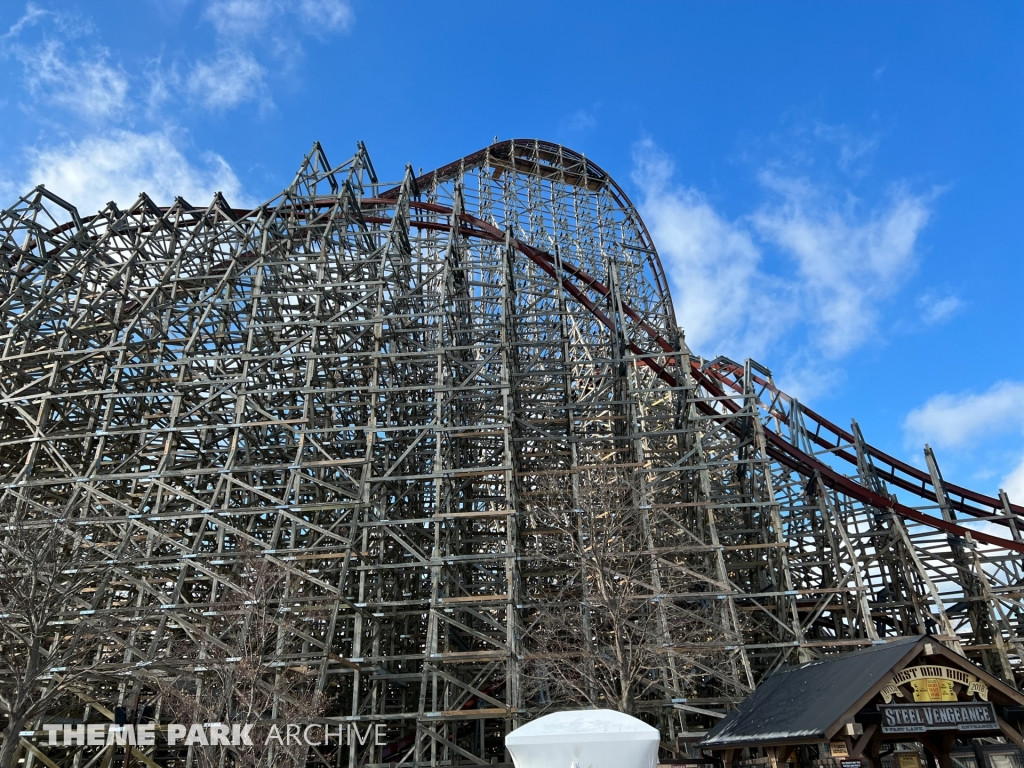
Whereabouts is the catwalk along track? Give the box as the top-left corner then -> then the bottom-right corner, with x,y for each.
1,139 -> 1022,767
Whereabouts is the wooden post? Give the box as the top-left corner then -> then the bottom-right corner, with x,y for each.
998,717 -> 1024,751
851,725 -> 877,762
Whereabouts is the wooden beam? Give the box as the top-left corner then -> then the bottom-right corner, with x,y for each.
998,716 -> 1024,751
20,739 -> 63,768
851,724 -> 877,758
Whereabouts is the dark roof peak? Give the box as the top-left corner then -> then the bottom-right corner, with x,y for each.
702,635 -> 1022,749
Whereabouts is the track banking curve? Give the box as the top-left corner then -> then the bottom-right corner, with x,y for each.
373,139 -> 1024,554
5,137 -> 1024,765
48,137 -> 1022,551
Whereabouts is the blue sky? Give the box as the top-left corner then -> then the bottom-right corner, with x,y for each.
1,1 -> 1022,501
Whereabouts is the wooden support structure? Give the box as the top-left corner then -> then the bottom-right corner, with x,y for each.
2,140 -> 1024,767
701,636 -> 1024,767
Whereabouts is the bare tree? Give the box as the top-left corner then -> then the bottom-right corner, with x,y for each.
145,549 -> 326,768
0,511 -> 119,768
522,465 -> 704,716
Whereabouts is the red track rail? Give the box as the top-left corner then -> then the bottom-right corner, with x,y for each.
357,197 -> 1024,554
699,359 -> 1023,522
17,151 -> 1018,552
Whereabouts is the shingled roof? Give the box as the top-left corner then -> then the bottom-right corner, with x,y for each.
702,637 -> 925,748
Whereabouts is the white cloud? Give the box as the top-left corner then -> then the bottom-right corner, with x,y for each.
2,2 -> 47,40
203,0 -> 276,38
560,108 -> 597,135
187,49 -> 267,111
813,122 -> 878,175
0,175 -> 17,208
4,0 -> 352,123
298,0 -> 353,33
143,57 -> 178,116
1003,455 -> 1024,505
18,39 -> 129,119
632,137 -> 935,371
917,291 -> 963,325
774,358 -> 845,404
753,174 -> 933,357
632,139 -> 796,359
204,0 -> 352,39
903,381 -> 1024,450
22,130 -> 249,215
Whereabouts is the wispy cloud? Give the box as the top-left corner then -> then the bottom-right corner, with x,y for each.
632,138 -> 795,361
902,381 -> 1024,450
0,0 -> 359,217
1,2 -> 47,41
187,49 -> 268,111
12,38 -> 129,120
6,0 -> 355,125
204,0 -> 353,40
812,122 -> 878,175
0,4 -> 260,217
632,133 -> 936,398
203,0 -> 276,39
23,130 -> 250,214
753,174 -> 933,357
192,0 -> 351,110
1003,456 -> 1024,504
560,108 -> 597,135
298,0 -> 353,34
143,55 -> 178,117
917,290 -> 963,325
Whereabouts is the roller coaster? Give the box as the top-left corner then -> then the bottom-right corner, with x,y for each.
1,139 -> 1021,766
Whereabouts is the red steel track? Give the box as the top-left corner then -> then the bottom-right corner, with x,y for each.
38,140 -> 1022,553
362,148 -> 1024,555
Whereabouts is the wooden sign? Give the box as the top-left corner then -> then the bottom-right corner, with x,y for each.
829,741 -> 850,757
880,665 -> 989,703
880,701 -> 998,733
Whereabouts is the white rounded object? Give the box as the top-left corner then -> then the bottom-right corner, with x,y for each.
505,709 -> 660,768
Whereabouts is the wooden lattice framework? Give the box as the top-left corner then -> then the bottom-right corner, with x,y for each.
2,140 -> 1023,767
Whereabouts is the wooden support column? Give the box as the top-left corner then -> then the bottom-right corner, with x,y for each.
851,724 -> 877,760
998,717 -> 1024,751
920,733 -> 955,768
868,734 -> 886,768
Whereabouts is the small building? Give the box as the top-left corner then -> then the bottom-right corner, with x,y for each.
700,636 -> 1024,768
